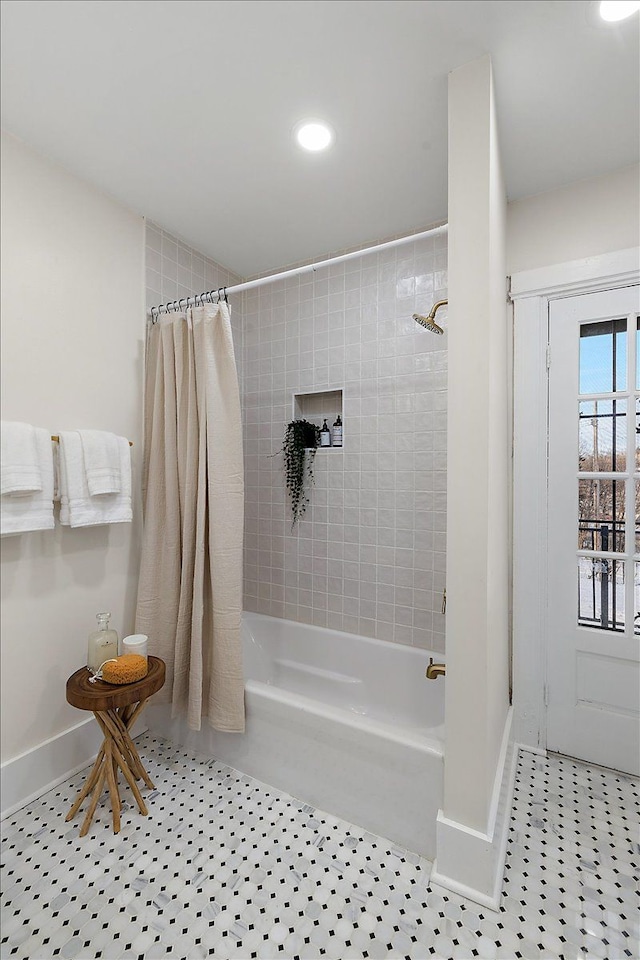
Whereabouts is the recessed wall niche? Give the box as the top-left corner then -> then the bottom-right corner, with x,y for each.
292,389 -> 343,449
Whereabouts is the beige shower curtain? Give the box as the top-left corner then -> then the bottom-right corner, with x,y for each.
135,303 -> 245,732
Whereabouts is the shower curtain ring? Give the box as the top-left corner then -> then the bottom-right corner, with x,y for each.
224,287 -> 228,303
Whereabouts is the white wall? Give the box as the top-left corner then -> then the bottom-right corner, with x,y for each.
486,72 -> 510,815
0,132 -> 145,763
507,164 -> 639,275
434,55 -> 511,905
444,54 -> 510,831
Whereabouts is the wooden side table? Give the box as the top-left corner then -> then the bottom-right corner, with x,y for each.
65,656 -> 165,836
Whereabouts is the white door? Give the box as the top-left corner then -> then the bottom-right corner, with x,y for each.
548,285 -> 640,775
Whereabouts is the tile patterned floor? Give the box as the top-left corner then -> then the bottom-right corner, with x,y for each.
1,735 -> 638,960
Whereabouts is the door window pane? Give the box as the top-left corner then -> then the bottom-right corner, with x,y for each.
578,557 -> 625,632
578,479 -> 626,552
636,317 -> 639,391
578,400 -> 626,472
635,561 -> 640,636
579,319 -> 627,394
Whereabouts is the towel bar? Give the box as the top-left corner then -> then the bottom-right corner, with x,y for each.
51,435 -> 133,447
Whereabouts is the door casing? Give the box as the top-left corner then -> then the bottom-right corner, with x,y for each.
511,247 -> 640,753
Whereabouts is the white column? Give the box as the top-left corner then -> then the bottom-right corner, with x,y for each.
432,55 -> 512,907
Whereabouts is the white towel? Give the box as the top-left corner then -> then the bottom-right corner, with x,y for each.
79,429 -> 122,495
0,429 -> 55,535
1,421 -> 42,495
59,431 -> 132,527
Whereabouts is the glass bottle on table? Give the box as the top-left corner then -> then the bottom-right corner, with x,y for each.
87,612 -> 119,674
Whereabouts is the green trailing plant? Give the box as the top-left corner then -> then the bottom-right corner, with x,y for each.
279,419 -> 320,527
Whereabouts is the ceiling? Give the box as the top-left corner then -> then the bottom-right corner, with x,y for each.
1,0 -> 638,278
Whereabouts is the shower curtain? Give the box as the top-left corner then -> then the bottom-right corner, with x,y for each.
135,303 -> 245,732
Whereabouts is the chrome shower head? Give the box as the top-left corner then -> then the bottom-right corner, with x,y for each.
413,313 -> 444,335
413,298 -> 448,335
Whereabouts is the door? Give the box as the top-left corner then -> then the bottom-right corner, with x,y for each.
548,285 -> 640,775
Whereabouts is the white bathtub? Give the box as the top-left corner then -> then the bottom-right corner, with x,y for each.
147,612 -> 444,859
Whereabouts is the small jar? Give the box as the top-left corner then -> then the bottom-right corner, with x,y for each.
122,634 -> 148,662
87,612 -> 119,674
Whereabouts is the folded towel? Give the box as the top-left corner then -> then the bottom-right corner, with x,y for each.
0,429 -> 55,535
59,431 -> 132,528
1,421 -> 42,496
78,429 -> 122,495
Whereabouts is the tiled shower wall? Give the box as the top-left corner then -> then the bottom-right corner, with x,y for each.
242,233 -> 448,654
144,220 -> 242,355
144,222 -> 447,653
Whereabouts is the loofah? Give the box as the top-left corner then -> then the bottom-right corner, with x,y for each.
100,654 -> 148,685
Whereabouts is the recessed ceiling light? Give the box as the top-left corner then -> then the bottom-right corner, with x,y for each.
599,1 -> 640,21
293,120 -> 334,152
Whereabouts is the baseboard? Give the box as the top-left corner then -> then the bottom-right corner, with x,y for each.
517,742 -> 547,758
1,717 -> 148,820
430,859 -> 502,911
431,706 -> 515,909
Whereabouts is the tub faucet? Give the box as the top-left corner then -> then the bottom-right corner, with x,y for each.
426,658 -> 446,680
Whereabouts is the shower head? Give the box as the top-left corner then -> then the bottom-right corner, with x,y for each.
413,313 -> 444,335
413,298 -> 448,335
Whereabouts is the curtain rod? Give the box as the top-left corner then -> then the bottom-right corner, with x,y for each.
149,222 -> 448,320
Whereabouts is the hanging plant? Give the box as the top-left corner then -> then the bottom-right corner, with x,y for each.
279,419 -> 320,528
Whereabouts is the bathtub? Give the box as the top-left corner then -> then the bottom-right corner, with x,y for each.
147,612 -> 444,859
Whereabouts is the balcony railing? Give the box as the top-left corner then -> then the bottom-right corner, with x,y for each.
577,521 -> 625,632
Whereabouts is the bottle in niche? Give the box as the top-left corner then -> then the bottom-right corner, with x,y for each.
87,612 -> 119,674
320,419 -> 332,446
332,414 -> 343,447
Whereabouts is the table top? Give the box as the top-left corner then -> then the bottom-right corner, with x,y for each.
66,656 -> 165,712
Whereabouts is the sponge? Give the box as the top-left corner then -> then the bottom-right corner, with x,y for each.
101,654 -> 148,685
